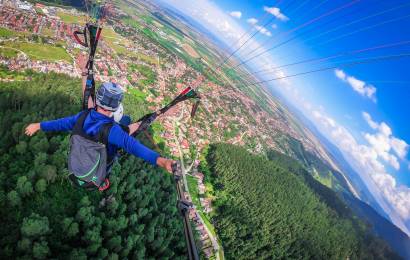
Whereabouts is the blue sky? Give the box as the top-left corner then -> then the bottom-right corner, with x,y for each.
158,0 -> 410,235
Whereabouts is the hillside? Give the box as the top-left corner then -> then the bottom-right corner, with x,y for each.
342,193 -> 410,259
205,143 -> 400,259
0,69 -> 186,259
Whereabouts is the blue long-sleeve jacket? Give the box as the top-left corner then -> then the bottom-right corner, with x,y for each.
40,110 -> 159,166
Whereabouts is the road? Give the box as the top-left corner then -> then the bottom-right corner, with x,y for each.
172,106 -> 223,260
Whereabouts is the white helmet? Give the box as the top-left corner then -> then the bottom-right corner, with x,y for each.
112,103 -> 124,123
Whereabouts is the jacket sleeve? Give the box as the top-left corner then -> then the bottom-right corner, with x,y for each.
40,112 -> 82,132
108,124 -> 160,166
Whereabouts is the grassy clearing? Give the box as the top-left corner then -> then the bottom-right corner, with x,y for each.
182,44 -> 200,58
122,17 -> 143,30
56,11 -> 86,25
187,175 -> 201,207
312,168 -> 333,188
0,27 -> 15,38
127,87 -> 147,100
3,42 -> 71,62
41,26 -> 55,37
101,27 -> 131,54
0,65 -> 31,80
19,42 -> 71,62
198,211 -> 217,238
0,27 -> 28,38
35,7 -> 44,15
136,52 -> 157,65
0,47 -> 19,58
102,27 -> 157,64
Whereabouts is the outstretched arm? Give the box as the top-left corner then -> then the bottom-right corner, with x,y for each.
156,157 -> 174,173
25,123 -> 41,136
128,122 -> 141,136
25,113 -> 82,136
109,125 -> 174,173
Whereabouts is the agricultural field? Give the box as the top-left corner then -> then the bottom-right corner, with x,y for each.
0,26 -> 28,38
0,46 -> 19,58
187,175 -> 201,208
101,27 -> 157,64
1,41 -> 71,62
182,44 -> 200,58
56,11 -> 86,25
0,27 -> 17,37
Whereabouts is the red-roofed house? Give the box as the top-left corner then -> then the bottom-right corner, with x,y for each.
181,139 -> 189,149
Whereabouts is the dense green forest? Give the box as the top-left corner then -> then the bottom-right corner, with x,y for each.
27,0 -> 84,8
206,143 -> 400,259
0,68 -> 186,259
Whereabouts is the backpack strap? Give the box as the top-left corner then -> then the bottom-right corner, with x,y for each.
72,109 -> 99,142
96,123 -> 129,145
97,123 -> 113,146
73,109 -> 118,144
72,110 -> 89,135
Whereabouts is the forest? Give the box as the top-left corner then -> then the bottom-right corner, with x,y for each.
27,0 -> 84,8
0,67 -> 186,259
206,143 -> 400,259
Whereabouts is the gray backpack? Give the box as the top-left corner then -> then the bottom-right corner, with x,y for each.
68,110 -> 113,188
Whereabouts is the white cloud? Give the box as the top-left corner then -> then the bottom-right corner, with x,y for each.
271,24 -> 278,29
273,69 -> 290,86
334,69 -> 377,102
363,112 -> 379,130
247,18 -> 258,25
229,11 -> 242,19
310,108 -> 410,236
362,112 -> 409,163
335,69 -> 346,80
254,25 -> 272,37
263,6 -> 289,21
391,137 -> 409,159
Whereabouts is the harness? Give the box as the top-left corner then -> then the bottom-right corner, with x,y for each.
68,110 -> 113,191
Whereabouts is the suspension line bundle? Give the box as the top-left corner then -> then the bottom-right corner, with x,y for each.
74,0 -> 110,109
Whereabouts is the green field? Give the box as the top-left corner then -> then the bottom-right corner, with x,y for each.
41,27 -> 55,37
127,87 -> 147,100
56,11 -> 86,25
122,17 -> 143,30
101,28 -> 134,56
0,47 -> 19,58
312,168 -> 334,189
102,27 -> 157,64
0,27 -> 15,38
197,211 -> 217,238
128,64 -> 157,86
3,42 -> 72,62
136,52 -> 157,65
35,7 -> 44,15
187,175 -> 201,207
0,65 -> 31,81
0,27 -> 28,38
